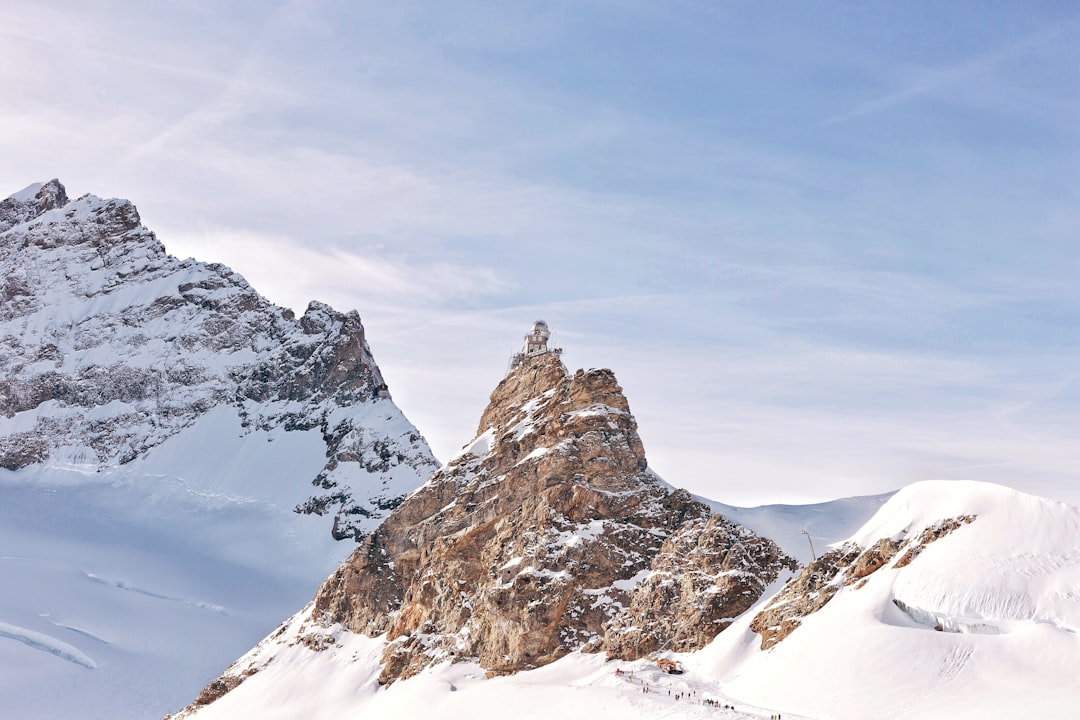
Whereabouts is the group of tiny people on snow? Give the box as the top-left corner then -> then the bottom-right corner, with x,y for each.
613,667 -> 781,715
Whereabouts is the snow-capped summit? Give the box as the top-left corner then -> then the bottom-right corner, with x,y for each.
0,179 -> 68,232
0,179 -> 438,539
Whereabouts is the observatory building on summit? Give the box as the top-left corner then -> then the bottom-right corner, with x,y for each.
509,320 -> 563,370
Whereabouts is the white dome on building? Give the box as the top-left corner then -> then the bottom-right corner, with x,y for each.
508,320 -> 562,371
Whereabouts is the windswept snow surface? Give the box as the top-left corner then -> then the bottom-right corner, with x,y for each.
0,621 -> 98,669
0,407 -> 356,720
697,480 -> 1080,720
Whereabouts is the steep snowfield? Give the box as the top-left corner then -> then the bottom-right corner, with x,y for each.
0,411 -> 353,720
698,480 -> 1080,719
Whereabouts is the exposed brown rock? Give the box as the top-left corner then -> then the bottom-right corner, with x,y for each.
308,351 -> 793,684
0,432 -> 49,470
893,516 -> 975,568
750,543 -> 861,650
750,514 -> 978,650
604,509 -> 797,658
168,664 -> 261,719
166,333 -> 795,717
190,676 -> 246,708
845,536 -> 903,585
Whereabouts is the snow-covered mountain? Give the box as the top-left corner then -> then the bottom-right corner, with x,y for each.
0,180 -> 439,719
1,180 -> 438,537
169,324 -> 802,718
699,479 -> 1080,719
171,478 -> 1080,720
10,180 -> 1072,720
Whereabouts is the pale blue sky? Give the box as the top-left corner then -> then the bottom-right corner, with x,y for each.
2,1 -> 1078,504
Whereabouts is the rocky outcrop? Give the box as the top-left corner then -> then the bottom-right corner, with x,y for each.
892,516 -> 975,568
749,543 -> 862,649
604,510 -> 797,658
304,348 -> 793,685
0,180 -> 438,540
750,515 -> 975,649
0,179 -> 67,233
167,334 -> 795,716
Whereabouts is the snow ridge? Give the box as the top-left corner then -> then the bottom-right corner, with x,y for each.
0,620 -> 98,669
700,480 -> 1080,720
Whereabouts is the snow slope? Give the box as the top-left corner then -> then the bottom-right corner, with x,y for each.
176,607 -> 797,720
2,462 -> 861,720
0,414 -> 353,720
698,480 -> 1080,719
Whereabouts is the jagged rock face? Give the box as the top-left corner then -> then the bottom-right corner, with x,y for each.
0,180 -> 438,540
749,542 -> 863,650
0,179 -> 68,234
603,511 -> 797,658
310,352 -> 794,683
750,515 -> 975,649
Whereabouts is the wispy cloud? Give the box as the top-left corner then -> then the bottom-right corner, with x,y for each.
164,225 -> 510,314
820,18 -> 1080,127
3,2 -> 1079,506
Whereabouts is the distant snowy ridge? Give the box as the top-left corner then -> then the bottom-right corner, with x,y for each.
703,491 -> 894,565
0,179 -> 439,540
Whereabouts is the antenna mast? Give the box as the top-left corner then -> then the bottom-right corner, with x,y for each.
801,529 -> 817,562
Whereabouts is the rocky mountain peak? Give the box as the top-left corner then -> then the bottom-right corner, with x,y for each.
174,322 -> 796,709
36,178 -> 69,212
0,180 -> 438,540
0,179 -> 68,232
470,350 -> 646,486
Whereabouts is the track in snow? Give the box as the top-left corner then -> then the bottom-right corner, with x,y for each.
85,573 -> 228,614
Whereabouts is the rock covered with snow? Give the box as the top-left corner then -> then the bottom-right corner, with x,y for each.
0,180 -> 438,540
603,510 -> 795,658
0,179 -> 68,234
175,345 -> 793,714
748,496 -> 983,649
